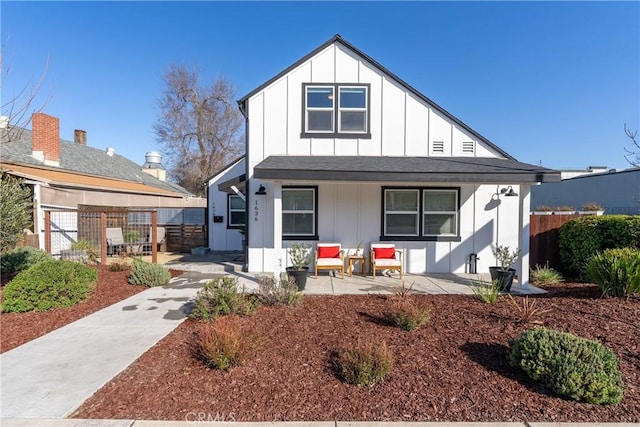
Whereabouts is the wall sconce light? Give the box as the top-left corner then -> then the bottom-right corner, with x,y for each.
500,186 -> 519,197
255,184 -> 267,195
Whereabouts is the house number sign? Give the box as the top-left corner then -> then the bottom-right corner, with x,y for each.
254,200 -> 259,221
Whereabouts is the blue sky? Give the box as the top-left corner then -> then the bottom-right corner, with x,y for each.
2,1 -> 639,172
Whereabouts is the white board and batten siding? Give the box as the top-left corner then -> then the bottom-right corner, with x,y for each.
207,159 -> 245,252
245,41 -> 529,279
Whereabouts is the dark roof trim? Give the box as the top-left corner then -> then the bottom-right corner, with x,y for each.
253,156 -> 561,184
217,173 -> 246,193
238,34 -> 514,160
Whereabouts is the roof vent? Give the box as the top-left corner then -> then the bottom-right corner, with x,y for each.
462,141 -> 475,154
432,141 -> 445,154
0,116 -> 9,129
144,151 -> 162,165
106,147 -> 115,156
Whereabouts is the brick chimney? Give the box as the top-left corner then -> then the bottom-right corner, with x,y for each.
32,113 -> 60,166
74,129 -> 87,145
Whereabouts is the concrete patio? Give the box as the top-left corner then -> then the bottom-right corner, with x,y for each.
161,251 -> 546,296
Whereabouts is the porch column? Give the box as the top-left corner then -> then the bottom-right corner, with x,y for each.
273,181 -> 283,276
517,185 -> 531,288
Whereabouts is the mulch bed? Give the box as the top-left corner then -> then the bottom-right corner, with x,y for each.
72,283 -> 639,422
0,265 -> 183,353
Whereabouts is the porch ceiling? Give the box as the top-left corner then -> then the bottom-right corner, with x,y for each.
217,173 -> 246,193
253,156 -> 560,184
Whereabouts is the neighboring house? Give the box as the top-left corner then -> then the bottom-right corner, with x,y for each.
211,35 -> 560,285
532,167 -> 640,215
1,112 -> 206,252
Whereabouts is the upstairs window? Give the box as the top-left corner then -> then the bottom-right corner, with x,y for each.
302,84 -> 370,138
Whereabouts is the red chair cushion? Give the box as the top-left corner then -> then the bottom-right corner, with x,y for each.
318,245 -> 340,259
373,247 -> 395,259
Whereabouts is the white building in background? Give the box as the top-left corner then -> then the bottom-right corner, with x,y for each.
208,35 -> 560,285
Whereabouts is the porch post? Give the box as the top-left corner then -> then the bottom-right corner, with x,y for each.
518,185 -> 531,288
273,181 -> 283,276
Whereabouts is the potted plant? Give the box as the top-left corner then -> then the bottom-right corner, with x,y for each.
489,244 -> 520,292
286,242 -> 312,291
124,230 -> 142,255
579,202 -> 605,215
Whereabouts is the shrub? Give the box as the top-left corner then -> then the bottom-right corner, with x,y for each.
335,340 -> 393,386
127,258 -> 171,287
530,263 -> 564,285
471,278 -> 502,303
0,172 -> 33,252
189,316 -> 261,370
383,297 -> 431,331
70,239 -> 98,264
559,215 -> 640,279
586,248 -> 640,297
508,327 -> 624,405
506,295 -> 550,323
1,246 -> 51,275
108,261 -> 129,272
189,276 -> 259,321
257,274 -> 303,306
1,260 -> 97,312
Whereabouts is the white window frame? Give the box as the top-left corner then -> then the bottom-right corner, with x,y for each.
305,86 -> 334,133
422,189 -> 458,237
282,187 -> 317,238
383,189 -> 420,237
338,86 -> 368,133
227,194 -> 246,228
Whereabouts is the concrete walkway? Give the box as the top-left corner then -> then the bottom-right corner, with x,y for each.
0,271 -> 222,419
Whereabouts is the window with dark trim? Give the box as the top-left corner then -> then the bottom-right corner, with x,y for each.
227,194 -> 246,228
382,187 -> 460,241
301,83 -> 371,139
282,186 -> 318,240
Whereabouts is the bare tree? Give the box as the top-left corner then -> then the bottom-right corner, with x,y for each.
154,65 -> 244,196
624,123 -> 640,167
1,36 -> 50,142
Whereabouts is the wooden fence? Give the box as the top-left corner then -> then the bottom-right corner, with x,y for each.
165,224 -> 206,252
529,213 -> 582,271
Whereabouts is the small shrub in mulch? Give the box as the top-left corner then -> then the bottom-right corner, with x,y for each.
586,247 -> 640,297
127,258 -> 171,287
0,246 -> 51,275
508,327 -> 624,405
1,259 -> 97,312
470,278 -> 501,303
530,263 -> 564,285
189,276 -> 260,321
257,274 -> 303,306
189,316 -> 262,370
334,339 -> 393,387
383,296 -> 431,331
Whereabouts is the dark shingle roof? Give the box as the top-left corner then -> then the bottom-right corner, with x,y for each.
253,155 -> 561,184
0,127 -> 193,196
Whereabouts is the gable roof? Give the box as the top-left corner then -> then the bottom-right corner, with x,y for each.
238,34 -> 514,160
1,126 -> 193,197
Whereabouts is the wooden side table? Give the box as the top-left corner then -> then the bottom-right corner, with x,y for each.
348,255 -> 366,277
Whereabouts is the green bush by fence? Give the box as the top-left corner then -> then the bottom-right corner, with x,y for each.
558,215 -> 640,279
508,327 -> 623,405
1,246 -> 52,275
1,260 -> 98,312
586,247 -> 640,297
127,258 -> 171,287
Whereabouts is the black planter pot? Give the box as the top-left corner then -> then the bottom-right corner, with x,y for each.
286,267 -> 309,291
489,267 -> 517,292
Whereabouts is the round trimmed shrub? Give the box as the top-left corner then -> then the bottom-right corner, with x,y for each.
586,247 -> 640,297
559,215 -> 640,279
1,259 -> 98,312
508,327 -> 624,405
1,246 -> 52,275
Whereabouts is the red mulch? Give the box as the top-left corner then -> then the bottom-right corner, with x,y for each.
72,283 -> 639,422
0,265 -> 183,353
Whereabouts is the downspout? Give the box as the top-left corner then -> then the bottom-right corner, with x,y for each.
238,99 -> 249,272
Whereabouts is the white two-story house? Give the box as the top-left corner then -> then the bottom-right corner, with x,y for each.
208,35 -> 560,286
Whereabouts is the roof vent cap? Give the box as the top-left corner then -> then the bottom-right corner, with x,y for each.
145,151 -> 162,164
106,147 -> 115,156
